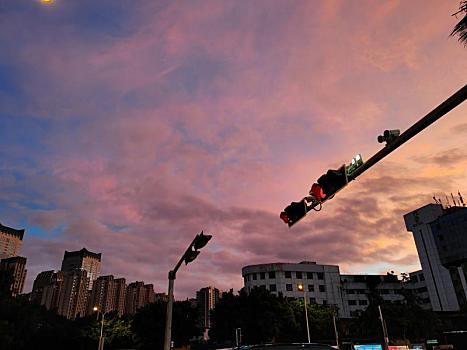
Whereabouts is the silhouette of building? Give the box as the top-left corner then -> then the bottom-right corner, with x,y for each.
144,283 -> 155,304
196,286 -> 220,331
0,223 -> 24,259
61,248 -> 101,290
38,271 -> 64,311
125,281 -> 146,314
125,281 -> 155,314
88,275 -> 116,315
87,275 -> 127,317
0,256 -> 27,297
114,278 -> 127,317
57,269 -> 89,319
405,203 -> 467,311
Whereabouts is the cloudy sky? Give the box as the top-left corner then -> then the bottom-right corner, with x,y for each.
1,0 -> 466,298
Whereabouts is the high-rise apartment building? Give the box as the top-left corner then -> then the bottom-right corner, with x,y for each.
114,278 -> 127,317
0,256 -> 27,297
125,281 -> 155,314
125,281 -> 146,315
57,270 -> 89,319
144,283 -> 156,304
196,286 -> 220,330
31,270 -> 55,304
39,271 -> 64,311
61,248 -> 101,290
404,203 -> 467,311
87,275 -> 127,317
88,275 -> 116,315
0,223 -> 24,259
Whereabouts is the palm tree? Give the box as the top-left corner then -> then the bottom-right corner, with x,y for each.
451,1 -> 467,45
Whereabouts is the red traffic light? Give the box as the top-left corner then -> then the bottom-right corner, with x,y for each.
310,183 -> 326,200
280,212 -> 290,224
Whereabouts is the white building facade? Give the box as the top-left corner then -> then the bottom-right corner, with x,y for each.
404,204 -> 460,311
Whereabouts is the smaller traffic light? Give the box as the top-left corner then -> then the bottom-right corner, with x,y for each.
280,199 -> 308,227
317,165 -> 348,198
183,248 -> 200,264
193,231 -> 212,250
183,231 -> 212,265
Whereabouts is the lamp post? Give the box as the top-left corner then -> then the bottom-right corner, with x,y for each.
163,231 -> 212,350
378,305 -> 389,350
93,306 -> 106,350
297,283 -> 310,343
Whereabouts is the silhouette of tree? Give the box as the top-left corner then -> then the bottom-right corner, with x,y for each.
451,1 -> 467,45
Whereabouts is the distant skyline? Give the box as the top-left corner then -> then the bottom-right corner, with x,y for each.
0,0 -> 466,298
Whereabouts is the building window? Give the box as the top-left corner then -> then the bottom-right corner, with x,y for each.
310,297 -> 316,304
308,284 -> 314,292
307,272 -> 313,279
347,289 -> 355,294
286,284 -> 293,291
252,273 -> 257,280
260,272 -> 265,280
317,272 -> 324,280
319,285 -> 325,292
269,284 -> 277,292
296,272 -> 303,279
322,300 -> 327,305
358,300 -> 368,305
285,271 -> 291,278
269,271 -> 276,279
420,274 -> 425,281
411,275 -> 419,283
348,300 -> 357,305
357,289 -> 366,295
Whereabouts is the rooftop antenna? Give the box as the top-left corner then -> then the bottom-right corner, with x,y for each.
433,195 -> 439,204
439,197 -> 444,208
446,195 -> 451,208
459,191 -> 466,207
451,193 -> 458,207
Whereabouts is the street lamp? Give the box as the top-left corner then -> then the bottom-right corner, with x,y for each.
93,306 -> 107,350
297,283 -> 311,343
163,231 -> 212,350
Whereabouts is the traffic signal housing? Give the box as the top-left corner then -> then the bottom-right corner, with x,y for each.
317,165 -> 348,198
280,199 -> 308,227
183,231 -> 212,265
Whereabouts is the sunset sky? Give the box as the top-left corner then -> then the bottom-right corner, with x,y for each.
1,0 -> 466,298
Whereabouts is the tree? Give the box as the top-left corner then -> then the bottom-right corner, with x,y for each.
132,299 -> 201,350
451,1 -> 467,45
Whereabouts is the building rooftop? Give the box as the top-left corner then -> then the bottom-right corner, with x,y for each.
63,248 -> 102,261
0,223 -> 25,240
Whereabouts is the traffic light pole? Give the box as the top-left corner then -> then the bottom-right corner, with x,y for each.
163,233 -> 212,350
348,84 -> 467,181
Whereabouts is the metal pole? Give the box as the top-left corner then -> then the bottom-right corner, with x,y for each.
378,305 -> 389,350
349,84 -> 467,181
333,311 -> 339,350
164,272 -> 176,350
98,312 -> 105,350
303,290 -> 310,343
235,327 -> 241,347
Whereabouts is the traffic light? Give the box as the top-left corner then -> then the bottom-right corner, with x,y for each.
193,231 -> 212,250
317,165 -> 348,198
183,248 -> 200,264
280,199 -> 307,227
183,231 -> 212,265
